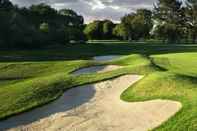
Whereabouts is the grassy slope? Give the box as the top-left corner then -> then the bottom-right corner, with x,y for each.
0,53 -> 154,120
151,53 -> 197,77
122,53 -> 197,131
0,43 -> 197,130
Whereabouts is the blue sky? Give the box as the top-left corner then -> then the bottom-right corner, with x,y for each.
10,0 -> 158,23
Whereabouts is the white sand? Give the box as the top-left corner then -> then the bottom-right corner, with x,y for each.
8,75 -> 182,131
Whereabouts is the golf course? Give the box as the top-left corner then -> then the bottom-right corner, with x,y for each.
1,0 -> 197,130
0,43 -> 196,130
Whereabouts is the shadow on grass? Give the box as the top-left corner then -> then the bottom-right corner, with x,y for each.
1,44 -> 197,62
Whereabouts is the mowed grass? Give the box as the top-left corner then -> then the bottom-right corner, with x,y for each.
0,52 -> 154,120
151,53 -> 197,77
122,53 -> 197,131
0,43 -> 197,130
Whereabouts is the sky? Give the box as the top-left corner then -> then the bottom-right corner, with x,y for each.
10,0 -> 157,23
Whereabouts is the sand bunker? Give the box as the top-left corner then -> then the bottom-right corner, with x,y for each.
3,75 -> 182,131
93,55 -> 122,62
72,65 -> 122,75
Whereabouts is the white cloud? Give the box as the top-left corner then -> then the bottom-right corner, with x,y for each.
87,0 -> 106,10
109,5 -> 120,10
10,0 -> 157,23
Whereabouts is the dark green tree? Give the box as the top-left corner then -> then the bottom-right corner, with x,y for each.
59,9 -> 84,26
186,0 -> 197,43
0,0 -> 86,48
153,0 -> 185,42
113,24 -> 128,40
0,0 -> 13,10
120,9 -> 153,41
84,21 -> 103,40
102,20 -> 115,39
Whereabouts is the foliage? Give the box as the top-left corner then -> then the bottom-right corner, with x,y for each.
39,23 -> 49,33
155,23 -> 183,43
84,20 -> 115,40
113,24 -> 128,40
118,9 -> 153,41
102,20 -> 115,39
84,20 -> 103,40
0,0 -> 85,48
186,0 -> 197,42
153,0 -> 186,42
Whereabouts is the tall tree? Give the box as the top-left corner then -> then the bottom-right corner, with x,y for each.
154,0 -> 183,23
113,24 -> 127,40
153,0 -> 185,42
102,20 -> 115,39
84,20 -> 103,40
84,20 -> 116,40
59,9 -> 84,26
0,0 -> 13,10
0,0 -> 86,48
120,9 -> 153,41
136,9 -> 153,39
186,0 -> 197,43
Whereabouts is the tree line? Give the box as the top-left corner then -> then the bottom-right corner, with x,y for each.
85,0 -> 197,43
1,0 -> 197,49
0,0 -> 85,48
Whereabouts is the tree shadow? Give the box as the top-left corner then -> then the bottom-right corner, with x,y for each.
1,44 -> 197,62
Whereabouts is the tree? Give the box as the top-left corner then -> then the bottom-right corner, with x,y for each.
5,12 -> 41,48
136,9 -> 153,39
0,0 -> 13,10
29,3 -> 57,17
28,4 -> 85,44
103,20 -> 115,39
155,23 -> 183,43
113,24 -> 127,40
39,22 -> 49,33
121,13 -> 135,40
59,9 -> 84,26
153,0 -> 185,42
84,21 -> 103,40
0,0 -> 86,48
120,9 -> 153,41
186,0 -> 197,43
0,0 -> 36,47
84,20 -> 116,40
65,26 -> 86,42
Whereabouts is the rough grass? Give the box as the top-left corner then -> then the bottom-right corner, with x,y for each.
0,43 -> 197,130
122,53 -> 197,131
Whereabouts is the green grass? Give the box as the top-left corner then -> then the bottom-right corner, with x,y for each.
0,43 -> 197,130
121,72 -> 197,131
122,53 -> 197,131
0,53 -> 154,120
151,53 -> 197,77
